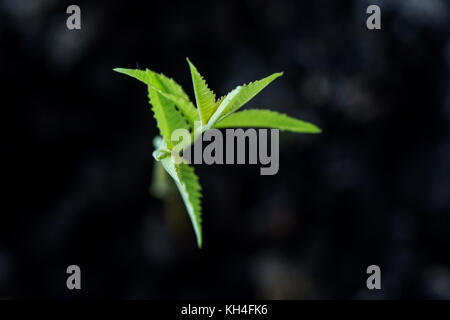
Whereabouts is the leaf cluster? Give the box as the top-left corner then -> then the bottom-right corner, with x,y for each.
114,59 -> 320,247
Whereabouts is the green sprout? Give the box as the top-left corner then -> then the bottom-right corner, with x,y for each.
114,58 -> 321,248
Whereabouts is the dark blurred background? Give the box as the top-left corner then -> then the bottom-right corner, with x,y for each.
2,0 -> 450,299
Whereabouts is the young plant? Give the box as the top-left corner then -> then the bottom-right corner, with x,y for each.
113,58 -> 321,248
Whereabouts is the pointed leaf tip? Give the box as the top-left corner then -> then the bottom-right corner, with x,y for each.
187,58 -> 218,125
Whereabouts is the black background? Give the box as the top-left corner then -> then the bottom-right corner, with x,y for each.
2,0 -> 450,299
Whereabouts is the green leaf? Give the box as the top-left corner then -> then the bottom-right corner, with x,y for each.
114,68 -> 189,100
150,77 -> 191,149
213,109 -> 321,133
186,58 -> 218,125
114,68 -> 190,148
148,88 -> 199,129
160,157 -> 202,248
220,72 -> 284,118
114,68 -> 198,129
114,68 -> 152,84
204,86 -> 243,130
